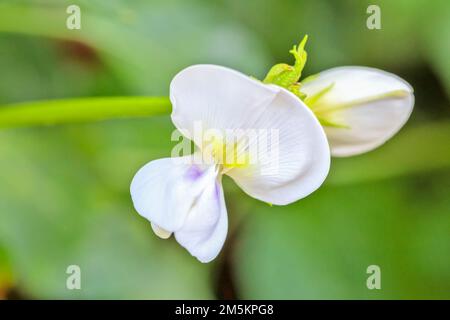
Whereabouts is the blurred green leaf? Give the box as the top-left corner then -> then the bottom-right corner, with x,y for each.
233,171 -> 450,299
0,0 -> 271,297
0,244 -> 14,298
0,97 -> 171,128
0,0 -> 270,94
328,121 -> 450,185
419,0 -> 450,98
0,0 -> 449,300
0,123 -> 214,299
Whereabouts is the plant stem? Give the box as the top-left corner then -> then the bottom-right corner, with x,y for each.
0,96 -> 172,129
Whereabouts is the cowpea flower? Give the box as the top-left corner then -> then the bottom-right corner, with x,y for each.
300,67 -> 414,156
130,64 -> 330,262
130,36 -> 414,263
263,35 -> 414,157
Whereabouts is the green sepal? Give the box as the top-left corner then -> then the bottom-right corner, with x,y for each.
263,35 -> 309,99
288,83 -> 307,100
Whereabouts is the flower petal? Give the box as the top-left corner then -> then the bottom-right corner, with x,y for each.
130,156 -> 217,233
175,178 -> 228,263
170,64 -> 330,205
226,87 -> 330,205
301,66 -> 414,157
151,222 -> 172,239
170,64 -> 280,146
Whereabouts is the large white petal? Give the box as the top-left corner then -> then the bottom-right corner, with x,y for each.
170,64 -> 280,145
130,156 -> 217,233
170,64 -> 330,205
301,66 -> 414,157
175,178 -> 228,263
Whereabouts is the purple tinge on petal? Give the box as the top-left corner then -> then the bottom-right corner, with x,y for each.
184,164 -> 204,181
214,181 -> 221,202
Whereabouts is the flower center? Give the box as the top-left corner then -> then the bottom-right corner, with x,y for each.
201,136 -> 251,173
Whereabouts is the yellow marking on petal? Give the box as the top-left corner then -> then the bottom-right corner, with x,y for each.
308,89 -> 410,128
314,89 -> 410,113
208,136 -> 251,171
317,117 -> 350,129
305,82 -> 335,108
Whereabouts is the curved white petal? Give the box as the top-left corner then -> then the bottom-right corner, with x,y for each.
170,64 -> 280,145
301,66 -> 414,157
130,156 -> 227,262
175,178 -> 228,263
130,156 -> 217,233
170,64 -> 330,205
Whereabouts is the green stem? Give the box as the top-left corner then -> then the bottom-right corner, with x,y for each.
0,96 -> 172,129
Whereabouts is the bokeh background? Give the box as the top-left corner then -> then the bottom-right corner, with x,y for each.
0,0 -> 449,299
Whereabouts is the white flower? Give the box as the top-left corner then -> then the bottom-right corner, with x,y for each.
301,66 -> 414,157
130,64 -> 330,263
260,36 -> 414,157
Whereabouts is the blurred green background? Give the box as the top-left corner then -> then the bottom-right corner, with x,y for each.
0,0 -> 449,299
